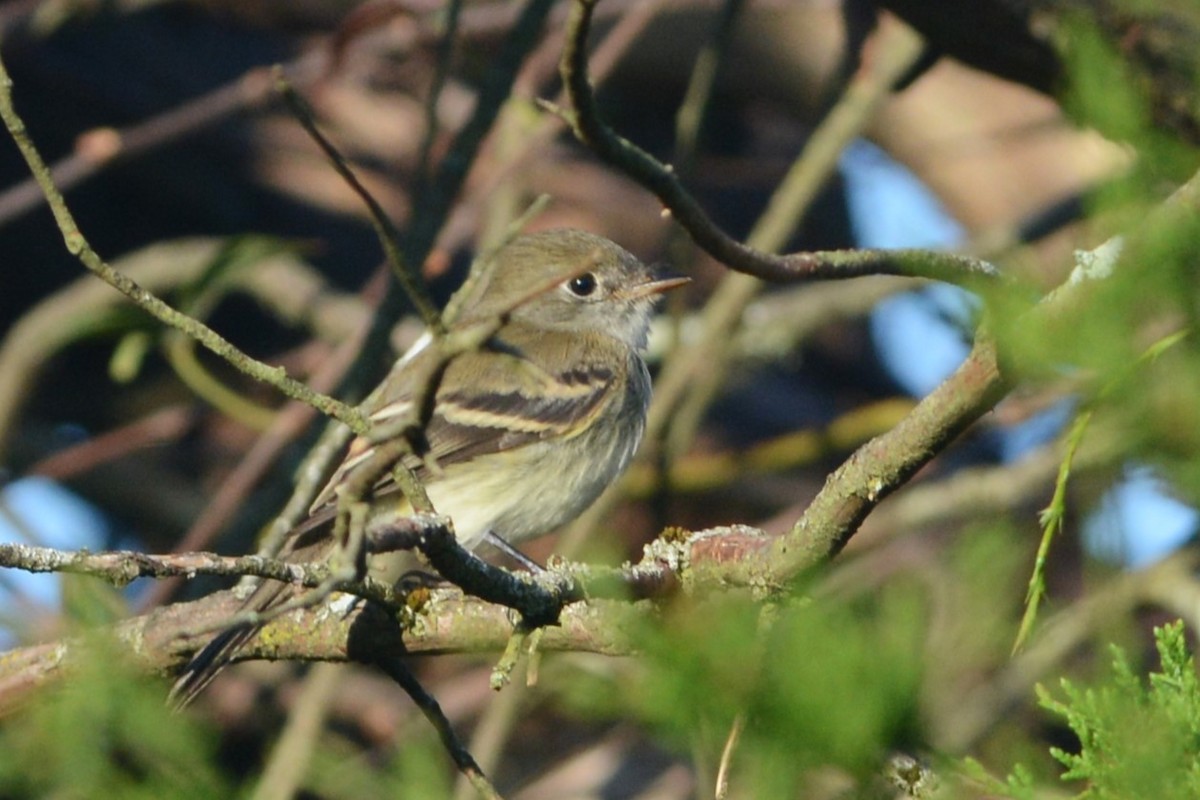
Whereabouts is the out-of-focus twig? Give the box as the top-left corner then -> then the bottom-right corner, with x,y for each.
412,0 -> 465,205
673,0 -> 746,177
252,662 -> 343,800
0,61 -> 368,433
0,55 -> 321,227
660,13 -> 932,462
161,330 -> 279,431
0,239 -> 363,457
622,398 -> 915,497
27,405 -> 197,480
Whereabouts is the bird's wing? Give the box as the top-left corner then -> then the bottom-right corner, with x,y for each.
310,329 -> 620,511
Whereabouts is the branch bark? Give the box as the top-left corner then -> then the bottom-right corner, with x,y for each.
0,524 -> 771,710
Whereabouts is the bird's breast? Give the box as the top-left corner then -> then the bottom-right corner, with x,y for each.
430,366 -> 647,550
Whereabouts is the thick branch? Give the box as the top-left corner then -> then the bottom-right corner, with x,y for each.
752,163 -> 1200,581
0,524 -> 770,709
769,335 -> 1009,579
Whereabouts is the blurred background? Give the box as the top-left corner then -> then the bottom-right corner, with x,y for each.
0,1 -> 1198,797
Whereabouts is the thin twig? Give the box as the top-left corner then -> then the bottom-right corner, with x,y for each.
0,56 -> 368,434
489,626 -> 529,690
274,69 -> 442,331
332,0 -> 556,442
412,0 -> 465,205
252,663 -> 341,800
0,541 -> 401,609
373,656 -> 506,800
557,0 -> 1001,286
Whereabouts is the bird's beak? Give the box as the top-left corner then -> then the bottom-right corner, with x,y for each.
626,272 -> 691,299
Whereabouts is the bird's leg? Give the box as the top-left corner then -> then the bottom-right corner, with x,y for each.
398,569 -> 444,589
483,529 -> 544,573
330,500 -> 371,582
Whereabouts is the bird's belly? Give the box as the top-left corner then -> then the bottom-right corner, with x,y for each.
429,426 -> 638,550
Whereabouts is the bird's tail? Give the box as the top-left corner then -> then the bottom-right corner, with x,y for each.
167,575 -> 293,710
169,509 -> 337,709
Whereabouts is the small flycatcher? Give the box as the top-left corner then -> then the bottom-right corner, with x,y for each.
173,228 -> 687,703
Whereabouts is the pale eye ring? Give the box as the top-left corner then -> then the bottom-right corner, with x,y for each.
567,273 -> 598,297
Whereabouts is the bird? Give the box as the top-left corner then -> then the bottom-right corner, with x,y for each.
171,228 -> 688,705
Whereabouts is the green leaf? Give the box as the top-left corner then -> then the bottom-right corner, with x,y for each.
0,635 -> 229,798
1037,620 -> 1200,799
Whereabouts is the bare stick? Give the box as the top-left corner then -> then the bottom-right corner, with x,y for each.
373,655 -> 506,800
274,69 -> 442,331
0,542 -> 401,609
0,55 -> 368,434
557,0 -> 1001,286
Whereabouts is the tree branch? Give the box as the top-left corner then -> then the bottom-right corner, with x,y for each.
0,524 -> 773,710
557,0 -> 1002,287
0,57 -> 369,434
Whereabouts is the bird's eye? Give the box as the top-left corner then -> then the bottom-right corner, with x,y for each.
567,273 -> 598,297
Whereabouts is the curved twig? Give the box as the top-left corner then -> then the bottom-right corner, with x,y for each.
0,60 -> 368,434
557,0 -> 1002,286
